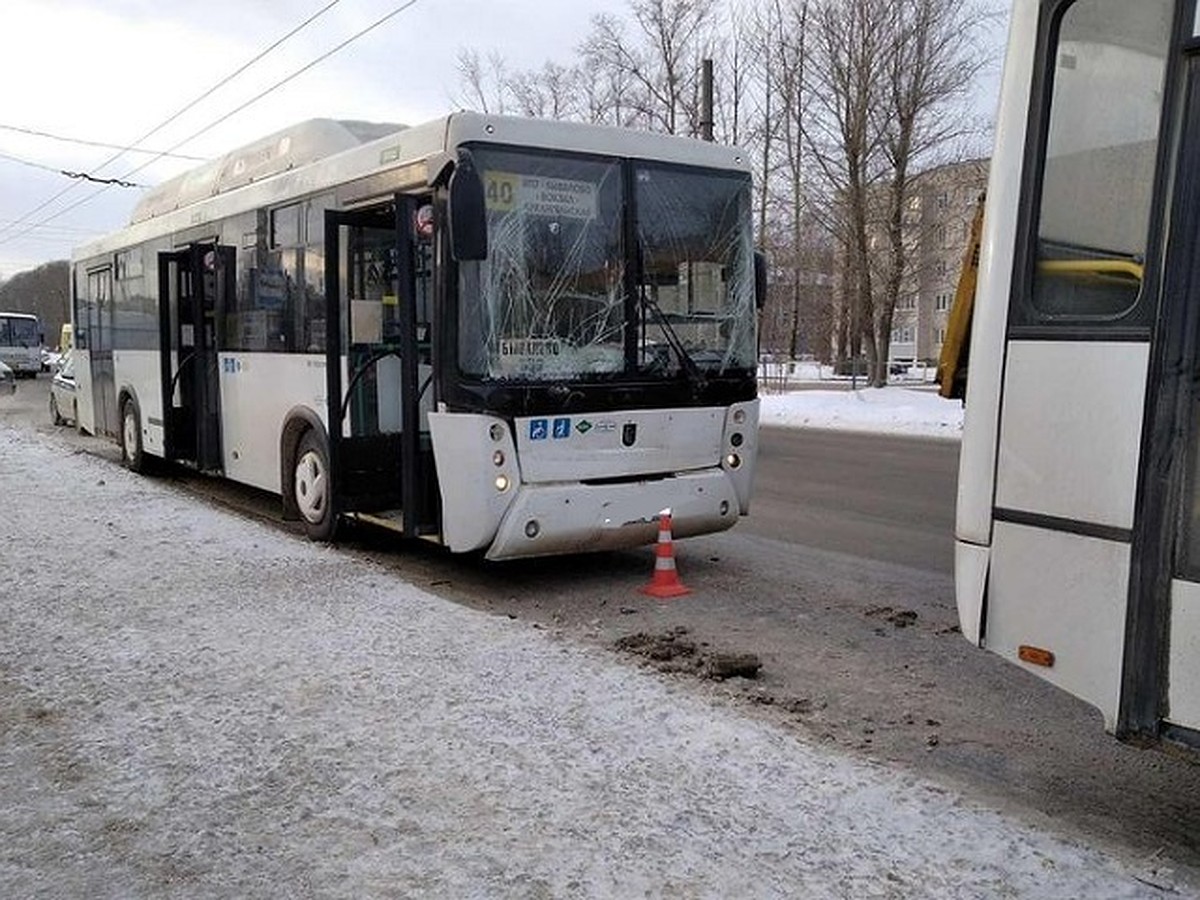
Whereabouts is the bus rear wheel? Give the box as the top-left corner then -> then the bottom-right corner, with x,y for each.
121,399 -> 146,473
294,430 -> 336,541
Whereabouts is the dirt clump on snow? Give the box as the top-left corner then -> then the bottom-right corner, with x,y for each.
614,627 -> 762,681
864,605 -> 918,628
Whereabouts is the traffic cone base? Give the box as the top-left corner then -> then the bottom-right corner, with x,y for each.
641,508 -> 691,599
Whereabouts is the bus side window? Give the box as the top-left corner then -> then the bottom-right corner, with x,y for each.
1025,0 -> 1171,322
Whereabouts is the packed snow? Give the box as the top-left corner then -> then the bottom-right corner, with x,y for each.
758,361 -> 964,439
0,425 -> 1161,898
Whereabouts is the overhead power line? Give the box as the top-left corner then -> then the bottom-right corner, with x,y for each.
0,123 -> 206,161
0,0 -> 344,245
115,0 -> 424,183
0,219 -> 97,234
0,150 -> 144,187
0,0 -> 422,251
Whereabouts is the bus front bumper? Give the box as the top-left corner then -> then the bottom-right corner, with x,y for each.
484,468 -> 741,560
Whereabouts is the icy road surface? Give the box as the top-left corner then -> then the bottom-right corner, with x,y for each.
0,427 -> 1160,898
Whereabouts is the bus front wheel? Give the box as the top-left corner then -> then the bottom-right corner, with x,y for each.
294,430 -> 336,541
121,399 -> 146,473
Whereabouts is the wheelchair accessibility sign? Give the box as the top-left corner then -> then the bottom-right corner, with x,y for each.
530,418 -> 574,441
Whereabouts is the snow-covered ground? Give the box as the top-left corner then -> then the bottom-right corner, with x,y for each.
0,425 -> 1168,898
757,359 -> 964,439
760,385 -> 964,440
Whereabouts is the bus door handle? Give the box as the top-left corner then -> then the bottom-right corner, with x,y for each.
339,348 -> 402,426
167,350 -> 198,401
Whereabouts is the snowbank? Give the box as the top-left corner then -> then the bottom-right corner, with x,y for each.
760,386 -> 964,440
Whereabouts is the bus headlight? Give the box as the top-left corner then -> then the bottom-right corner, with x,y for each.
495,474 -> 510,492
732,409 -> 746,425
524,519 -> 540,539
493,450 -> 505,466
730,432 -> 744,447
489,423 -> 505,442
725,453 -> 742,469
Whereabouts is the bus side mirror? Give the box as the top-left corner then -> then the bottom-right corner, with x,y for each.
754,251 -> 768,311
448,150 -> 488,261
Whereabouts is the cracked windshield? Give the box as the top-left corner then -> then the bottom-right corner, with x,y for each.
459,147 -> 755,382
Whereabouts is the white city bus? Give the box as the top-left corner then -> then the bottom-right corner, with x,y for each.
956,0 -> 1200,749
71,113 -> 761,560
0,311 -> 43,377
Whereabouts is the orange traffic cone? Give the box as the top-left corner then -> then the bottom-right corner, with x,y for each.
641,508 -> 691,599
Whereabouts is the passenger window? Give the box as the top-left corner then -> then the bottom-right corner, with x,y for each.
1029,0 -> 1171,320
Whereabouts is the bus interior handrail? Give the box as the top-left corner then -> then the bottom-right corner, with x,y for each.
1038,258 -> 1144,282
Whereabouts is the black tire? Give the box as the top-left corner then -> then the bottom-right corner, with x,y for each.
120,398 -> 146,473
50,393 -> 64,426
294,430 -> 337,541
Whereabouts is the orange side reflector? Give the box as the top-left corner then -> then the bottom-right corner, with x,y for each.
1018,645 -> 1055,668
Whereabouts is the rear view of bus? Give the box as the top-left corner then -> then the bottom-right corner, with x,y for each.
957,0 -> 1200,749
0,312 -> 42,378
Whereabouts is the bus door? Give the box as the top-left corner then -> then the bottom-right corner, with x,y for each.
325,196 -> 438,538
1131,39 -> 1200,747
85,266 -> 119,437
158,244 -> 230,472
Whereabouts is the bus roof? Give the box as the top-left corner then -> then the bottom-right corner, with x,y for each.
75,111 -> 752,264
129,118 -> 405,226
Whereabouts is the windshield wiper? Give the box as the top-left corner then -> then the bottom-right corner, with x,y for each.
635,243 -> 706,392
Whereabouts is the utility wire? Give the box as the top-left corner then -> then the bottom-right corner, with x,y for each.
0,123 -> 206,161
0,150 -> 144,187
0,0 -> 344,244
0,0 -> 421,250
0,219 -> 99,236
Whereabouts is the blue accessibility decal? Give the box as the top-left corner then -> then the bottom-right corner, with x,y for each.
552,417 -> 571,439
529,419 -> 549,441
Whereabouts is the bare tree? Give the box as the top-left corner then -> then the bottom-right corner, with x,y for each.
804,0 -> 890,380
869,0 -> 991,385
509,62 -> 583,120
765,0 -> 812,360
453,48 -> 511,114
580,0 -> 716,135
804,0 -> 990,386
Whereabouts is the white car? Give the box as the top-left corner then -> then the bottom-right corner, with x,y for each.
49,352 -> 76,425
0,360 -> 15,395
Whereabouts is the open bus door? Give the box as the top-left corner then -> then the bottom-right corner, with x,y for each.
323,196 -> 439,539
158,243 -> 230,472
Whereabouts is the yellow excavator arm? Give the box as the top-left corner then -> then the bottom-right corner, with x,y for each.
936,194 -> 985,401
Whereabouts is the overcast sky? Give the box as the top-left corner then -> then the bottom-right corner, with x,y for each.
0,0 -> 632,279
0,0 -> 1006,282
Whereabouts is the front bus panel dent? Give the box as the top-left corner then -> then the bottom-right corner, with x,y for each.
955,540 -> 989,646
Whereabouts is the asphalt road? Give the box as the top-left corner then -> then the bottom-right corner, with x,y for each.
4,374 -> 1199,892
745,425 -> 959,574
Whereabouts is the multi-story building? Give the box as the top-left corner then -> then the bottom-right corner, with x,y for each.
888,158 -> 988,364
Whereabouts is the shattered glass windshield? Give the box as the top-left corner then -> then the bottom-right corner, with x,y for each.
459,149 -> 625,379
458,146 -> 755,382
635,165 -> 756,376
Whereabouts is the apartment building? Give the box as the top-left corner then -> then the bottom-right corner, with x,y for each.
889,159 -> 988,364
